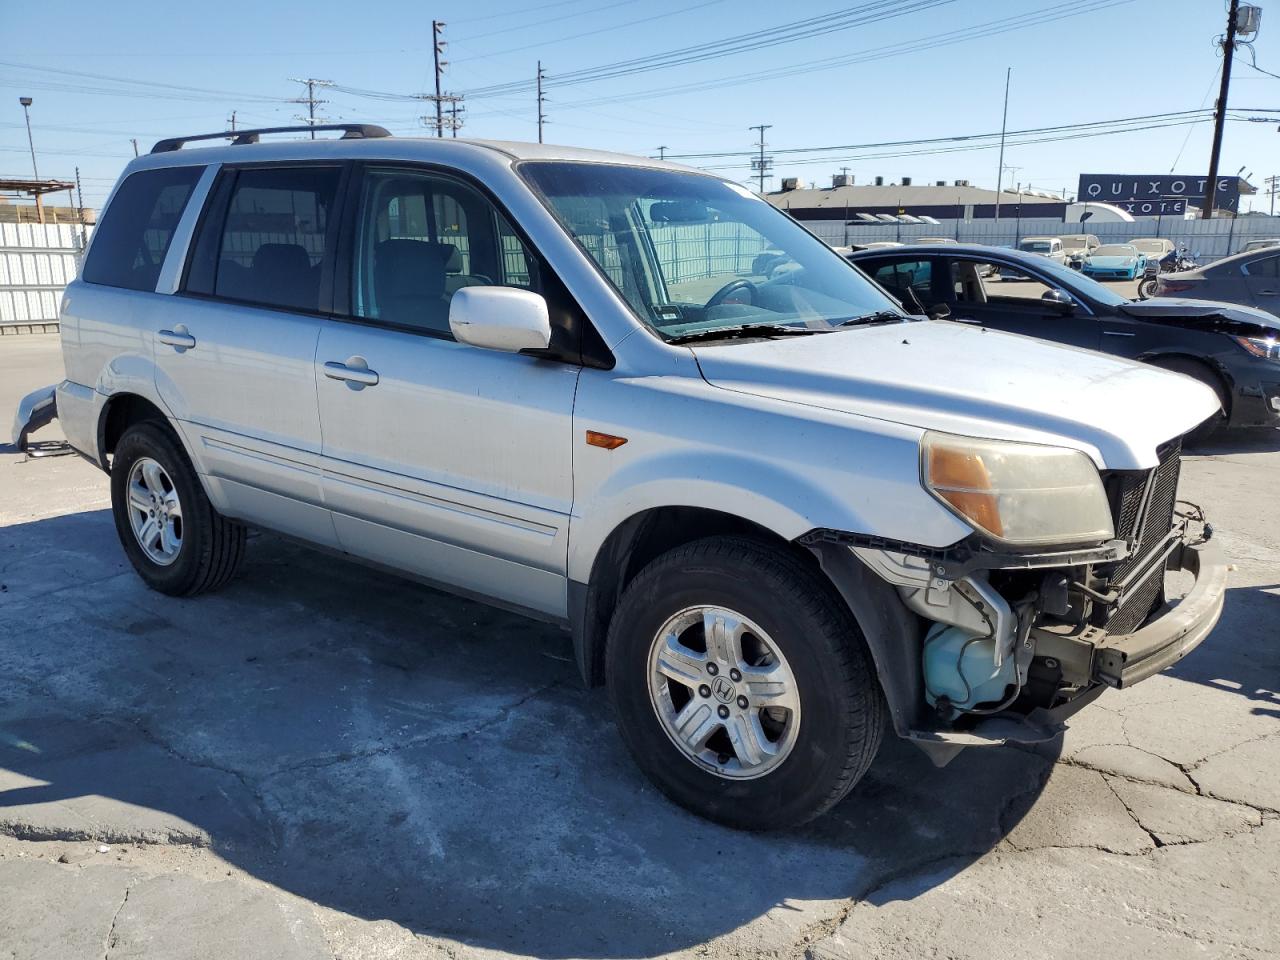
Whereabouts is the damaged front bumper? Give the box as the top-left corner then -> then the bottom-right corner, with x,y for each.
805,511 -> 1227,767
10,383 -> 57,451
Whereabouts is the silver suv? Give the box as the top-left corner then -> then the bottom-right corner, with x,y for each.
15,125 -> 1227,828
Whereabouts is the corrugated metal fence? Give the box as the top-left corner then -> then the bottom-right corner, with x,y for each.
801,216 -> 1280,262
0,222 -> 90,332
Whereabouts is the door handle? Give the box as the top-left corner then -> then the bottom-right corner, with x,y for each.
1103,331 -> 1137,337
323,360 -> 379,387
1259,289 -> 1277,296
158,327 -> 196,350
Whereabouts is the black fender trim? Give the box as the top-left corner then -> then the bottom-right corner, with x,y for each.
803,540 -> 926,737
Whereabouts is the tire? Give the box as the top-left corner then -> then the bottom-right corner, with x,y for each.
605,536 -> 885,830
1137,277 -> 1158,300
110,421 -> 246,596
1149,357 -> 1228,445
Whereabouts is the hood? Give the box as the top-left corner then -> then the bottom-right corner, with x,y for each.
1119,297 -> 1280,333
692,320 -> 1219,470
1087,255 -> 1137,267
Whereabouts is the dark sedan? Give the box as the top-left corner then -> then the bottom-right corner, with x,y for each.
846,243 -> 1280,438
1156,247 -> 1280,317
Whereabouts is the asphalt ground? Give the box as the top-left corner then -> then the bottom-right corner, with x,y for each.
1,333 -> 1277,960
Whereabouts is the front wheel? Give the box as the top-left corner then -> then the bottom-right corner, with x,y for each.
605,537 -> 884,829
110,421 -> 246,596
1137,276 -> 1159,299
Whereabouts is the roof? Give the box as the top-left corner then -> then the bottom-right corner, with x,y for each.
767,183 -> 1066,209
133,129 -> 682,172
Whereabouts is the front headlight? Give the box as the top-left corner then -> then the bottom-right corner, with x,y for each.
921,432 -> 1115,547
1233,335 -> 1280,360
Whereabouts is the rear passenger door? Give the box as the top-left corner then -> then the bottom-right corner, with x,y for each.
160,162 -> 346,545
315,165 -> 579,618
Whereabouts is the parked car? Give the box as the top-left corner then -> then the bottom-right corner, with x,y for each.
911,236 -> 958,244
13,127 -> 1227,830
1081,243 -> 1147,281
1016,236 -> 1066,265
1243,239 -> 1280,253
847,243 -> 1280,439
1130,238 -> 1177,271
1157,247 -> 1280,318
1061,233 -> 1100,268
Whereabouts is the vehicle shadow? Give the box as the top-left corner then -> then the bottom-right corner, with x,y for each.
0,509 -> 1056,958
1183,425 -> 1280,457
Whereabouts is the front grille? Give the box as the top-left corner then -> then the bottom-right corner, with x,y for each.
1096,440 -> 1182,635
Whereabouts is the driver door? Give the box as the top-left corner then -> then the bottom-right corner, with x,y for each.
316,165 -> 580,617
946,257 -> 1100,350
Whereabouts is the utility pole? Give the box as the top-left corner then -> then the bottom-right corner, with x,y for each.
19,97 -> 38,179
750,124 -> 772,195
74,165 -> 88,247
1266,174 -> 1279,217
1202,0 -> 1240,219
993,67 -> 1011,222
432,20 -> 446,137
130,138 -> 139,157
289,78 -> 333,139
656,145 -> 667,160
228,111 -> 237,131
536,61 -> 547,144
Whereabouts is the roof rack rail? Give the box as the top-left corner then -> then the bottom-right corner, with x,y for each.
150,123 -> 392,154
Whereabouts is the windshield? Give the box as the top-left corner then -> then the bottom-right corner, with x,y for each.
517,165 -> 901,343
1094,244 -> 1137,258
519,162 -> 903,340
1020,240 -> 1053,252
1131,240 -> 1165,254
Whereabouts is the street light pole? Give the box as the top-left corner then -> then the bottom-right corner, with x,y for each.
19,97 -> 38,180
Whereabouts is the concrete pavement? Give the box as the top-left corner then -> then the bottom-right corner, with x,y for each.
1,334 -> 1277,959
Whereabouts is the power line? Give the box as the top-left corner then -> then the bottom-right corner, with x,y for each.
463,0 -> 953,98
0,59 -> 283,103
545,0 -> 1134,111
288,78 -> 333,138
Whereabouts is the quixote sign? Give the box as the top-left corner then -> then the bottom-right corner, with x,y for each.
1076,174 -> 1239,213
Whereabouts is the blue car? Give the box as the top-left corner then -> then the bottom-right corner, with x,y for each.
1080,243 -> 1148,281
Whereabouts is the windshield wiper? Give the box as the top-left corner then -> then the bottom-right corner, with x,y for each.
666,324 -> 826,345
837,310 -> 907,327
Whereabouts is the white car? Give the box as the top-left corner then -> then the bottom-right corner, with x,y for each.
13,125 -> 1227,829
1017,236 -> 1066,265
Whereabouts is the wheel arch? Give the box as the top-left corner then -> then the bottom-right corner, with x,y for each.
97,392 -> 175,468
570,506 -> 813,688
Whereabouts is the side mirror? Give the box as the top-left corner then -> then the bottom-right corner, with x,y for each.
449,286 -> 552,353
1041,288 -> 1075,314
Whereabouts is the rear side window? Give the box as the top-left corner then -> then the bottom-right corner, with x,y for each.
81,166 -> 202,291
1246,256 -> 1279,278
187,166 -> 342,314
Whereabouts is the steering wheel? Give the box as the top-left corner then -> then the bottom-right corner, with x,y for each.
705,278 -> 758,308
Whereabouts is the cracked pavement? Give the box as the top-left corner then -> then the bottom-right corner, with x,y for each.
2,334 -> 1278,959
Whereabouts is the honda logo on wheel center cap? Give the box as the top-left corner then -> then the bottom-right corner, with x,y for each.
711,675 -> 736,704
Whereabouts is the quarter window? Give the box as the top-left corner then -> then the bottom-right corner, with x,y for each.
211,166 -> 341,313
351,168 -> 538,336
81,166 -> 203,292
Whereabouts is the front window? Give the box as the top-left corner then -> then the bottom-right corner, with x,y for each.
1131,240 -> 1166,254
519,162 -> 902,340
1019,240 -> 1052,253
1094,244 -> 1138,258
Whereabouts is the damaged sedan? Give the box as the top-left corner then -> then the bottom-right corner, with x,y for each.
849,243 -> 1280,441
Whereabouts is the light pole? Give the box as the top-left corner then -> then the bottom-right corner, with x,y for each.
19,96 -> 38,180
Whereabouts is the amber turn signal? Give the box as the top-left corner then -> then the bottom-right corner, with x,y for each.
925,444 -> 1004,538
586,430 -> 628,450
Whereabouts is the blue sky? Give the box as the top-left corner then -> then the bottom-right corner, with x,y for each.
3,0 -> 1278,211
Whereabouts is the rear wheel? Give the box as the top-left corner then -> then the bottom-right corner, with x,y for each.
110,421 -> 246,596
1137,277 -> 1159,300
1149,357 -> 1229,445
605,536 -> 884,830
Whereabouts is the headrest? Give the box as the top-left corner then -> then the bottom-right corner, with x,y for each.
376,239 -> 461,273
